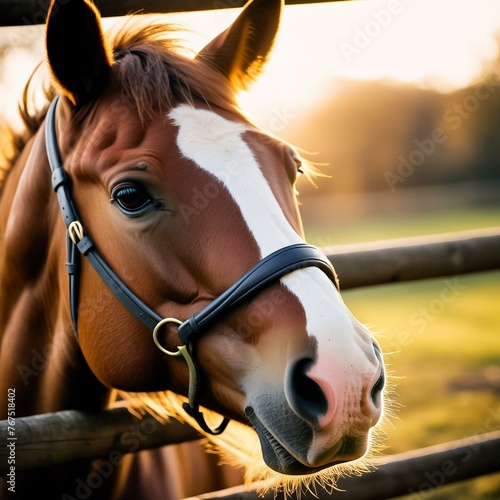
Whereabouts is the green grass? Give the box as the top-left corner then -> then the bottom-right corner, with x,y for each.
306,207 -> 500,499
304,207 -> 500,245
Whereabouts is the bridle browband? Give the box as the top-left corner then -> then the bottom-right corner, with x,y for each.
45,96 -> 339,435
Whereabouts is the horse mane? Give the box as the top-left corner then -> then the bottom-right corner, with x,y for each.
0,16 -> 239,190
108,18 -> 240,121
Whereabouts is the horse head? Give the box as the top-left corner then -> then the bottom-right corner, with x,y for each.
41,0 -> 385,480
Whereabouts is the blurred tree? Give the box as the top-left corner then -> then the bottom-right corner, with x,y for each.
284,39 -> 500,200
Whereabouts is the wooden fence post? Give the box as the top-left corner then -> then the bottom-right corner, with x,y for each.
1,0 -> 354,27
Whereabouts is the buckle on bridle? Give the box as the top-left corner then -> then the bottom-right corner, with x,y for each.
68,220 -> 84,245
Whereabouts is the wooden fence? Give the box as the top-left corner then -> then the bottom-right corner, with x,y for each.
187,431 -> 500,499
1,0 -> 351,27
1,227 -> 499,498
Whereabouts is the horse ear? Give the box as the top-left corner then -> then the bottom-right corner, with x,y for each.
197,0 -> 283,91
45,0 -> 113,105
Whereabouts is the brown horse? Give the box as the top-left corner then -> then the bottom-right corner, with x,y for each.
0,0 -> 386,498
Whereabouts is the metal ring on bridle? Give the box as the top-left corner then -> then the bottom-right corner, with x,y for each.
153,317 -> 183,356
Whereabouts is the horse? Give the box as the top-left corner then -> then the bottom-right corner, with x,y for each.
0,0 -> 386,498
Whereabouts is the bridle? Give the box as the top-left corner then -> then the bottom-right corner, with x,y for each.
45,96 -> 340,435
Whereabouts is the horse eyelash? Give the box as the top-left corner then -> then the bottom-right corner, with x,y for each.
108,197 -> 167,210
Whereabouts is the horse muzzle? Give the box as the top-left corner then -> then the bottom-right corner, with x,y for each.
244,342 -> 385,475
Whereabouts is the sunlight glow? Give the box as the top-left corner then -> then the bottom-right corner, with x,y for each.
164,0 -> 500,123
0,1 -> 499,128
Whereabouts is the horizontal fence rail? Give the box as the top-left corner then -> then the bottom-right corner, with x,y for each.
185,431 -> 500,500
327,228 -> 500,289
0,406 -> 200,475
1,0 -> 350,27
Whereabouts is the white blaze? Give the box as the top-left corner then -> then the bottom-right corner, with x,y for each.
169,105 -> 300,255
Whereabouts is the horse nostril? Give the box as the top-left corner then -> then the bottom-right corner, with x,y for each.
370,371 -> 385,408
370,343 -> 385,408
286,358 -> 328,425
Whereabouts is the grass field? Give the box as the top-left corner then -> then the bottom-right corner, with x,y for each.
305,206 -> 500,499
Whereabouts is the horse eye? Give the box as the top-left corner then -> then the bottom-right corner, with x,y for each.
111,182 -> 153,217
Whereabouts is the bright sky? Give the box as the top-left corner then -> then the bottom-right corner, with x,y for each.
188,0 -> 500,123
1,0 -> 499,127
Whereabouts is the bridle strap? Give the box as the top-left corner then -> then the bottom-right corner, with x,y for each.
178,244 -> 338,344
45,96 -> 163,334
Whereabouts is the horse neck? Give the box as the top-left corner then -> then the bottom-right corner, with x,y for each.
0,124 -> 110,418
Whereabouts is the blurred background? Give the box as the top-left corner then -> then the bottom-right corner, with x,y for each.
1,0 -> 499,497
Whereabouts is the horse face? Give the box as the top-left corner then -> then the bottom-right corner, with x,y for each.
45,0 -> 385,477
168,104 -> 385,473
